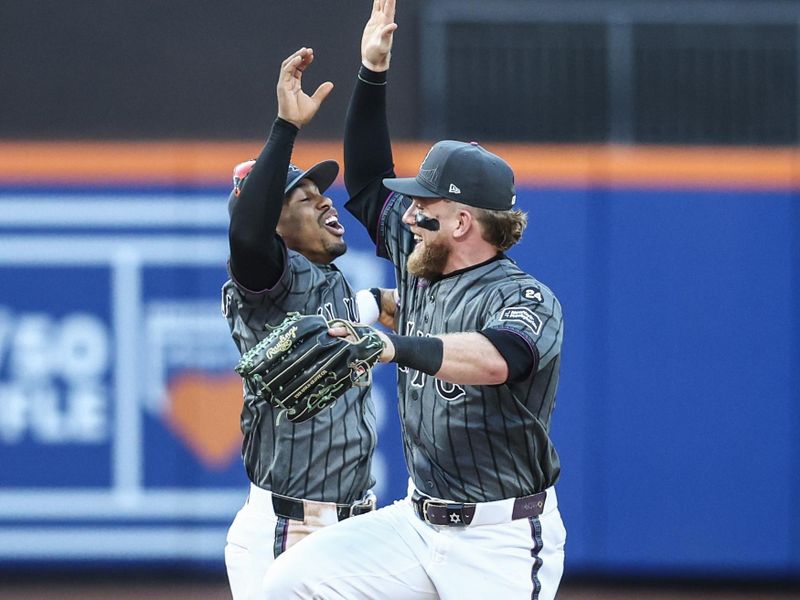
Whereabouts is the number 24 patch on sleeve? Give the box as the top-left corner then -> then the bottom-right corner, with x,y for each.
499,307 -> 543,335
524,287 -> 544,303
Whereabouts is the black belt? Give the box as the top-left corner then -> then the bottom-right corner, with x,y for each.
411,490 -> 547,526
271,492 -> 375,522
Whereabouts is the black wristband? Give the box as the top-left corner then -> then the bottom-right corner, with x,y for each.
386,334 -> 443,376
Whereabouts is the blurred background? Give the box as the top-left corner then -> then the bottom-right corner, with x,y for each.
0,0 -> 798,598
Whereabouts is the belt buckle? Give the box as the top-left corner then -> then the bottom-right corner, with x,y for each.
420,498 -> 434,524
349,495 -> 376,517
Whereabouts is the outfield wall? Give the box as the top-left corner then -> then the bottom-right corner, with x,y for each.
0,142 -> 797,577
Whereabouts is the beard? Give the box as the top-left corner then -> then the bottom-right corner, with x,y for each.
407,237 -> 450,279
324,238 -> 347,261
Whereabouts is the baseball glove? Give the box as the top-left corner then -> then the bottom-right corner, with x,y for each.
235,312 -> 384,424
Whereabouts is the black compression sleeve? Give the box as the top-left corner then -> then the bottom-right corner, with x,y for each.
344,66 -> 393,196
479,328 -> 539,383
228,118 -> 298,291
344,66 -> 395,243
386,334 -> 444,376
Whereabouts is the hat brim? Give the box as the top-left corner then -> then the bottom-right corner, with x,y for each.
286,160 -> 339,195
382,177 -> 442,199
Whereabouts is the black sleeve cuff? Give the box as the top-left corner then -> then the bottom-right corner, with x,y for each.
358,65 -> 388,86
273,116 -> 300,135
479,328 -> 539,383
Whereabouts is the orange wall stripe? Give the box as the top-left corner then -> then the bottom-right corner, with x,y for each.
1,141 -> 799,190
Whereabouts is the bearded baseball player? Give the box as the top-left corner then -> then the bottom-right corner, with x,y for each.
222,47 -> 382,600
261,2 -> 566,598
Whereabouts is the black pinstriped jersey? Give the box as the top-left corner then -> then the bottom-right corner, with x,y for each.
371,192 -> 563,502
222,244 -> 377,504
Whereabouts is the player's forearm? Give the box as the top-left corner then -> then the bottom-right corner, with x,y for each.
343,67 -> 396,246
228,118 -> 296,288
384,332 -> 509,385
230,118 -> 297,247
344,66 -> 394,197
437,333 -> 508,385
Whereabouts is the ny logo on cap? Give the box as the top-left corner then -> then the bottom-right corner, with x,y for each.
418,146 -> 439,186
419,166 -> 437,185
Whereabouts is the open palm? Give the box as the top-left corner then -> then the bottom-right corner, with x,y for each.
361,0 -> 398,71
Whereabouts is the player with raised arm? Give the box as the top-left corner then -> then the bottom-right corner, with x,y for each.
261,2 -> 567,598
222,47 -> 381,600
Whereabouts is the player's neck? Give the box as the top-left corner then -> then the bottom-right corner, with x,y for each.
442,242 -> 499,275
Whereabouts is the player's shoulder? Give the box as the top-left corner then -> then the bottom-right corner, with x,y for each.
482,269 -> 563,339
222,278 -> 238,295
222,277 -> 249,304
381,192 -> 413,230
387,191 -> 412,209
491,259 -> 560,306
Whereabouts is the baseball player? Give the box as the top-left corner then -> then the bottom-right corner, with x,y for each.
222,47 -> 383,600
261,2 -> 566,598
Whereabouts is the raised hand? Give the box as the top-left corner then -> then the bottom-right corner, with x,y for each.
276,47 -> 334,129
361,0 -> 398,72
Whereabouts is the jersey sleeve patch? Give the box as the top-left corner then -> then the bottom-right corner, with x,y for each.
499,306 -> 543,335
523,287 -> 544,303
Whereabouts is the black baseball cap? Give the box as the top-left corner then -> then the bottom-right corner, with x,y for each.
228,159 -> 339,216
284,160 -> 339,195
382,140 -> 516,210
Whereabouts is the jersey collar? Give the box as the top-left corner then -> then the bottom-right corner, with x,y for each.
429,252 -> 507,283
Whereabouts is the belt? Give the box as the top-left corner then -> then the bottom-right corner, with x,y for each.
271,492 -> 376,522
411,489 -> 548,527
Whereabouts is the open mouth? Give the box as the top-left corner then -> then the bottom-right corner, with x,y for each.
322,213 -> 345,236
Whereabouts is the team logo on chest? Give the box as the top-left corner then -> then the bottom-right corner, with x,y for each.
400,321 -> 466,401
316,298 -> 358,322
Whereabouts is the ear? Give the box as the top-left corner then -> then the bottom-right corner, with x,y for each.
452,209 -> 474,240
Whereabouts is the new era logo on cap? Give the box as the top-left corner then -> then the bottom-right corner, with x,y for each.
382,140 -> 516,211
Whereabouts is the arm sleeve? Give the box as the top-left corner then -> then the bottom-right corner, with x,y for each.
478,328 -> 538,383
344,65 -> 396,245
228,118 -> 298,292
483,285 -> 564,378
